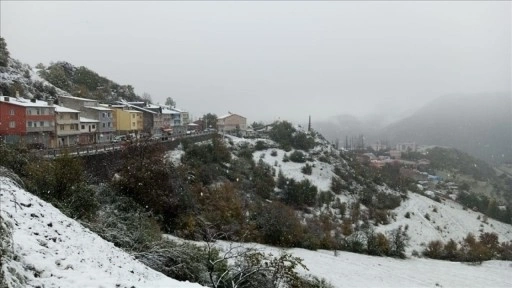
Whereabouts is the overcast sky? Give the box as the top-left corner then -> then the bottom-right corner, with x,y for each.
1,1 -> 510,123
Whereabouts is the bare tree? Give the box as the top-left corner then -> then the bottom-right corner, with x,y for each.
197,220 -> 308,288
142,92 -> 153,104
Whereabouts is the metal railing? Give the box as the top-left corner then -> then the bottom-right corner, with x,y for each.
32,130 -> 214,158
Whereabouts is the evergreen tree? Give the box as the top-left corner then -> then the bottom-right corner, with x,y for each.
165,97 -> 176,107
0,37 -> 9,67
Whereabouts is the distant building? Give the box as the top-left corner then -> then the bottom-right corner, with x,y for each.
396,142 -> 417,152
217,112 -> 247,133
389,150 -> 402,159
371,140 -> 388,151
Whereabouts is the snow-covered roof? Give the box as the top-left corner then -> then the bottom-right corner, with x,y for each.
54,105 -> 80,113
80,117 -> 99,123
162,108 -> 180,115
0,96 -> 53,108
117,100 -> 156,114
218,112 -> 246,120
85,106 -> 112,111
59,95 -> 99,102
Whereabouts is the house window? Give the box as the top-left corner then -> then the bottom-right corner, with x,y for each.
132,114 -> 135,118
81,124 -> 85,130
27,109 -> 32,115
102,112 -> 106,118
9,121 -> 15,128
102,123 -> 106,128
60,125 -> 65,131
27,121 -> 32,127
92,125 -> 96,129
40,121 -> 44,127
9,109 -> 14,115
108,112 -> 111,118
132,122 -> 135,126
108,122 -> 111,127
36,109 -> 40,115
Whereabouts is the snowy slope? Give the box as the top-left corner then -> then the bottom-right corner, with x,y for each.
254,148 -> 335,192
224,134 -> 512,255
0,176 -> 204,288
165,235 -> 512,288
292,247 -> 512,288
377,192 -> 512,253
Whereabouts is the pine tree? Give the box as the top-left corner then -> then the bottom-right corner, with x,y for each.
0,37 -> 9,67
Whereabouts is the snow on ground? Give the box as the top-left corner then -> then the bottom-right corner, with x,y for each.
0,176 -> 204,288
253,148 -> 335,192
167,148 -> 185,166
378,192 -> 512,254
165,235 -> 512,288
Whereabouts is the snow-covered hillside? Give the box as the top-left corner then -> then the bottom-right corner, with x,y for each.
378,192 -> 512,254
224,134 -> 512,255
164,235 -> 512,288
0,58 -> 72,99
0,175 -> 203,288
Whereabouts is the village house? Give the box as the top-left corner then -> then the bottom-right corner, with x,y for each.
217,112 -> 247,133
0,95 -> 55,148
118,101 -> 165,136
79,117 -> 99,145
54,105 -> 81,147
396,142 -> 417,152
108,104 -> 143,136
58,95 -> 116,143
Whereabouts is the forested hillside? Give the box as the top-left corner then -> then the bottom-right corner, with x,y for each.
37,62 -> 143,103
0,37 -> 143,104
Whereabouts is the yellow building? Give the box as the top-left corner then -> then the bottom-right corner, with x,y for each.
111,105 -> 143,135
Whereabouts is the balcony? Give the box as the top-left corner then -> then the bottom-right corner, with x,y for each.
26,126 -> 54,133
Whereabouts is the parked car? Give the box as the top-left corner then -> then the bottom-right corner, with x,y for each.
111,135 -> 127,143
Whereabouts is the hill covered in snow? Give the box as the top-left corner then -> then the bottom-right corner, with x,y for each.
219,129 -> 512,257
0,174 -> 203,288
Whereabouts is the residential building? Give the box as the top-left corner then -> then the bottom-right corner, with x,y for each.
79,117 -> 99,145
110,105 -> 143,135
118,101 -> 164,135
396,142 -> 417,152
54,105 -> 81,147
217,112 -> 247,133
389,150 -> 402,159
162,107 -> 182,133
83,106 -> 115,143
58,95 -> 116,143
0,95 -> 55,148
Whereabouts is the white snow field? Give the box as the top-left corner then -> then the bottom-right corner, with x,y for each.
289,247 -> 512,288
377,192 -> 512,254
0,176 -> 204,288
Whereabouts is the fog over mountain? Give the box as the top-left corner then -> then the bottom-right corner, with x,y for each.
316,93 -> 512,165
